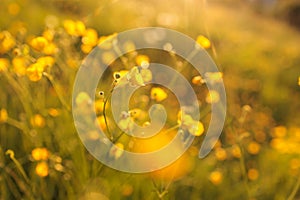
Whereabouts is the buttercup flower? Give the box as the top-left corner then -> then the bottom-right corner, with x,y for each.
196,35 -> 211,49
150,87 -> 167,102
206,90 -> 220,104
0,108 -> 8,123
31,148 -> 50,161
209,171 -> 223,185
248,168 -> 259,181
0,31 -> 16,54
26,62 -> 44,81
31,114 -> 46,128
35,162 -> 49,177
63,20 -> 86,36
12,56 -> 28,76
135,54 -> 150,68
98,33 -> 118,49
177,111 -> 205,136
126,66 -> 145,87
30,36 -> 48,52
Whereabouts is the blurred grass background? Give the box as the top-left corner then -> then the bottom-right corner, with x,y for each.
1,0 -> 300,199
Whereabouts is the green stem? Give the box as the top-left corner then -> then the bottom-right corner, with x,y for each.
287,174 -> 300,200
5,149 -> 30,184
43,72 -> 71,111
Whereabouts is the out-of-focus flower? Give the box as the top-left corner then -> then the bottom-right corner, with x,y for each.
151,87 -> 167,102
177,111 -> 204,136
30,36 -> 48,52
0,58 -> 9,72
272,126 -> 287,138
298,76 -> 300,86
42,29 -> 55,41
231,145 -> 241,158
196,35 -> 211,49
109,143 -> 124,159
247,141 -> 260,155
31,114 -> 46,128
205,72 -> 223,84
35,162 -> 49,177
192,75 -> 205,85
8,3 -> 20,16
48,108 -> 60,117
63,20 -> 86,36
26,62 -> 44,81
121,184 -> 133,196
31,148 -> 50,161
0,108 -> 8,123
37,56 -> 55,68
215,147 -> 227,161
206,90 -> 220,104
248,168 -> 259,181
82,29 -> 98,46
43,42 -> 58,55
209,171 -> 223,185
75,92 -> 92,106
0,31 -> 16,54
12,57 -> 28,76
118,116 -> 134,133
127,66 -> 145,87
136,55 -> 150,68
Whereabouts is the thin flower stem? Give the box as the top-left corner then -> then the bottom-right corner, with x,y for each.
6,117 -> 29,135
43,72 -> 71,111
5,150 -> 30,184
287,173 -> 300,200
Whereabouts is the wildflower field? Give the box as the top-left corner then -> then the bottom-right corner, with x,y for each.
1,0 -> 300,199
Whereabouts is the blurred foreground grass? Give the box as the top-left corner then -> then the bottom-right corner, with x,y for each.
1,0 -> 300,199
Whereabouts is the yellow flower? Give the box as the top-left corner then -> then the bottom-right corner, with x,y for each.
75,92 -> 91,106
109,143 -> 124,159
206,90 -> 220,104
43,42 -> 57,55
127,67 -> 145,87
247,168 -> 259,181
63,20 -> 86,36
118,117 -> 134,133
247,141 -> 260,155
178,111 -> 204,136
42,29 -> 55,41
31,114 -> 46,128
0,108 -> 8,123
12,57 -> 28,76
192,75 -> 205,85
196,35 -> 211,49
82,28 -> 98,47
0,31 -> 15,54
298,76 -> 300,86
231,145 -> 241,158
37,56 -> 55,68
209,171 -> 223,185
96,115 -> 109,132
272,126 -> 287,138
121,184 -> 133,197
31,148 -> 50,161
8,3 -> 20,16
35,162 -> 49,177
0,58 -> 9,72
26,62 -> 44,81
188,121 -> 205,136
135,55 -> 150,68
215,147 -> 227,161
81,44 -> 93,54
30,36 -> 48,52
48,108 -> 60,117
205,72 -> 223,84
150,87 -> 167,102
